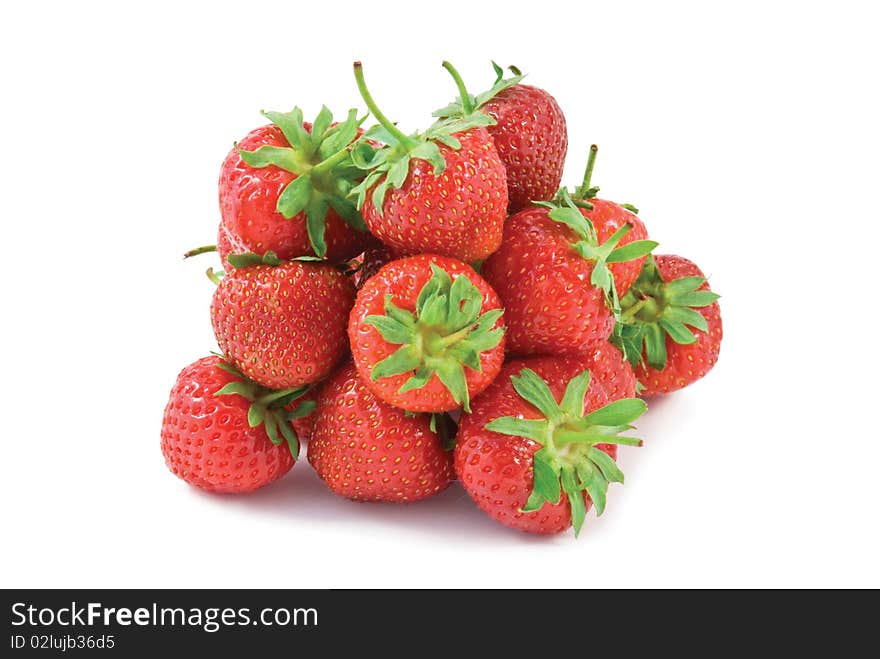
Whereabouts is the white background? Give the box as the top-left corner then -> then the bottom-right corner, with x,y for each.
2,1 -> 877,588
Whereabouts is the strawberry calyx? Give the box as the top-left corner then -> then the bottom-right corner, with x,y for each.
430,412 -> 458,451
485,368 -> 646,536
349,62 -> 496,216
225,251 -> 286,269
363,264 -> 504,413
536,145 -> 658,314
212,358 -> 315,458
236,106 -> 368,259
612,256 -> 720,370
432,60 -> 525,120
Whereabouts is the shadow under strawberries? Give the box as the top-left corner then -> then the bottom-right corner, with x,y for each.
186,463 -> 545,544
180,389 -> 700,544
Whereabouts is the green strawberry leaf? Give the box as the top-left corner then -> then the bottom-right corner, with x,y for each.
211,357 -> 312,460
559,370 -> 592,418
561,468 -> 587,535
371,345 -> 422,380
277,420 -> 300,459
510,368 -> 563,424
362,263 -> 505,411
484,367 -> 647,536
236,105 -> 369,257
524,450 -> 562,511
226,251 -> 285,269
615,255 -> 720,370
433,60 -> 526,118
349,62 -> 495,215
485,417 -> 550,443
305,197 -> 330,259
276,174 -> 313,219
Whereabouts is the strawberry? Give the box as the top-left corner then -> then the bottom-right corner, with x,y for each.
613,255 -> 722,395
455,357 -> 647,535
434,62 -> 567,212
211,252 -> 355,390
308,362 -> 455,502
349,254 -> 505,413
481,145 -> 657,356
349,62 -> 508,263
219,106 -> 374,264
161,356 -> 316,493
574,340 -> 638,401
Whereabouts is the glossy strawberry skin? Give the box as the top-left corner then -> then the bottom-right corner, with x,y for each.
362,128 -> 508,263
482,84 -> 568,212
572,340 -> 638,401
455,357 -> 615,534
308,362 -> 454,502
636,256 -> 722,395
161,356 -> 295,493
481,200 -> 650,356
348,254 -> 506,412
218,124 -> 372,265
211,261 -> 354,390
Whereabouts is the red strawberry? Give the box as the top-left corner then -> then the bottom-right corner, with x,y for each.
614,255 -> 722,395
482,146 -> 656,356
308,362 -> 455,502
573,340 -> 638,401
219,107 -> 374,264
211,253 -> 355,390
349,62 -> 508,263
161,356 -> 316,493
455,356 -> 647,535
349,254 -> 505,413
435,62 -> 567,212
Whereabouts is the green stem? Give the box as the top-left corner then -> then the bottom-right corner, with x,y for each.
437,324 -> 474,348
353,62 -> 415,149
441,61 -> 474,114
311,146 -> 351,177
205,267 -> 223,285
184,244 -> 217,259
576,144 -> 599,198
620,296 -> 650,321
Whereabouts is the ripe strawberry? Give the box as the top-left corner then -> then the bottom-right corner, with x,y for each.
573,340 -> 638,401
211,252 -> 355,390
349,62 -> 508,263
161,356 -> 316,493
219,106 -> 374,264
308,362 -> 455,502
349,254 -> 505,413
455,357 -> 647,535
613,255 -> 722,395
482,146 -> 656,356
435,62 -> 567,212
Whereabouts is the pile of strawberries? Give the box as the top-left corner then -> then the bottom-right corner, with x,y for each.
161,62 -> 722,537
